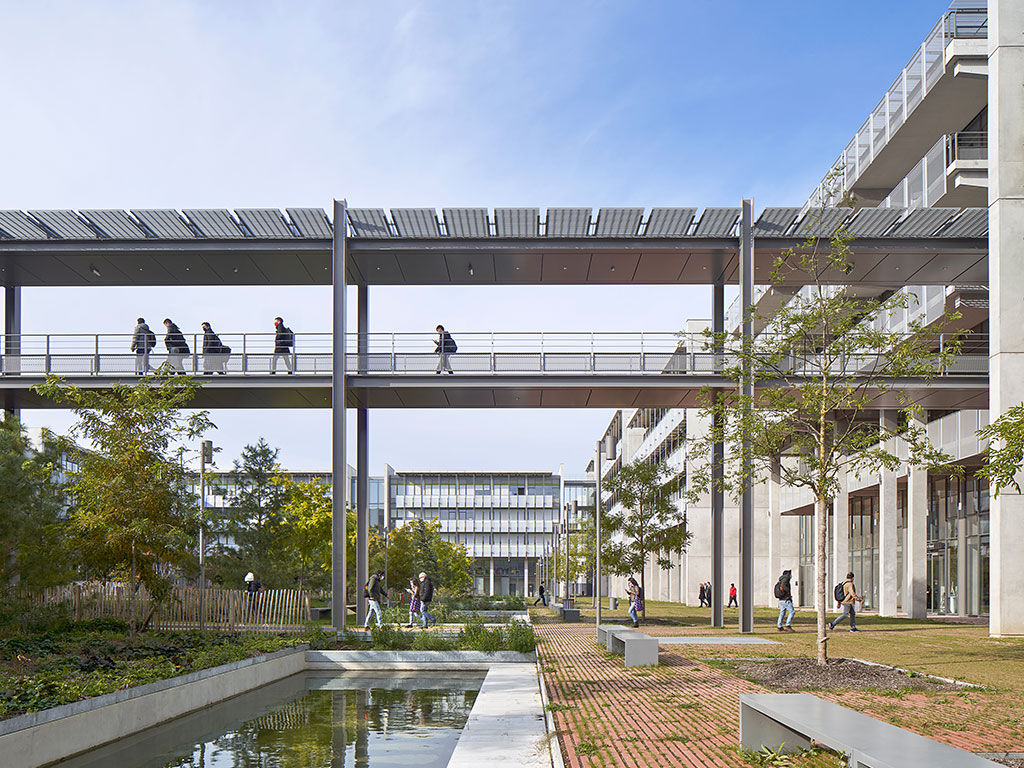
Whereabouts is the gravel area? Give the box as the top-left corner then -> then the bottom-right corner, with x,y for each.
733,656 -> 963,692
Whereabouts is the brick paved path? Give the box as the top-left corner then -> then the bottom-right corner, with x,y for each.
535,620 -> 1024,767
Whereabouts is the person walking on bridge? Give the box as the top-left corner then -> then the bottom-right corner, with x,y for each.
163,318 -> 189,374
201,322 -> 230,375
131,317 -> 156,374
271,316 -> 294,374
434,324 -> 456,374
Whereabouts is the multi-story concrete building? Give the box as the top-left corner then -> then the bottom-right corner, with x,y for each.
593,0 -> 1003,620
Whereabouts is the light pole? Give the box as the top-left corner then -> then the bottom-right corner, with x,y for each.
595,434 -> 613,631
198,439 -> 213,631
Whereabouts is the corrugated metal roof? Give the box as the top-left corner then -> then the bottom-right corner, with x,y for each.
792,208 -> 853,237
494,208 -> 538,237
132,210 -> 196,239
694,207 -> 740,236
752,207 -> 800,236
80,210 -> 148,239
0,211 -> 51,239
392,208 -> 440,237
287,207 -> 333,238
890,208 -> 959,237
28,210 -> 98,239
935,208 -> 988,238
546,207 -> 591,236
443,207 -> 489,237
236,209 -> 293,238
347,209 -> 390,238
644,208 -> 695,236
594,207 -> 642,236
846,208 -> 904,237
184,209 -> 245,238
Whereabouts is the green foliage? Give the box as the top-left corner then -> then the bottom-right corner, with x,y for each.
503,619 -> 537,653
977,404 -> 1024,496
459,617 -> 503,652
376,519 -> 473,598
273,475 -> 333,591
410,632 -> 454,651
604,460 -> 690,608
300,623 -> 334,650
0,416 -> 71,589
33,374 -> 214,630
368,623 -> 412,650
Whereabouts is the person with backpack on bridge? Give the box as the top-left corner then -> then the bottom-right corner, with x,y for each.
131,317 -> 157,374
774,569 -> 795,632
829,571 -> 863,633
434,324 -> 457,374
271,316 -> 295,374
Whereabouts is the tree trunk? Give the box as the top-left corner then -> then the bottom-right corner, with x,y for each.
816,496 -> 828,665
129,540 -> 137,639
640,569 -> 647,619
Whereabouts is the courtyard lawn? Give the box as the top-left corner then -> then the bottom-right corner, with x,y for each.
533,601 -> 1024,767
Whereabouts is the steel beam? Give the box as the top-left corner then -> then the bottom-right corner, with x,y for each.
331,200 -> 348,630
4,286 -> 20,416
711,280 -> 724,628
739,199 -> 754,633
356,285 -> 369,626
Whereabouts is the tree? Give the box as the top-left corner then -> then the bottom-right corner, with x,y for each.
0,416 -> 72,589
34,374 -> 213,632
977,405 -> 1024,496
685,220 -> 963,664
604,460 -> 690,617
217,439 -> 287,587
273,475 -> 333,591
376,519 -> 472,598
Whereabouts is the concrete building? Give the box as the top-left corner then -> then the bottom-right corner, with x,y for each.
592,0 -> 1017,627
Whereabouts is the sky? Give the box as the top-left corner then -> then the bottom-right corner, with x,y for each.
0,0 -> 953,475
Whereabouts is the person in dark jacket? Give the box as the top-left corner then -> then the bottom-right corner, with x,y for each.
201,322 -> 230,375
271,316 -> 294,374
533,583 -> 547,607
418,571 -> 435,628
434,324 -> 456,374
131,317 -> 157,374
363,569 -> 385,629
698,582 -> 708,607
163,318 -> 189,374
776,569 -> 795,631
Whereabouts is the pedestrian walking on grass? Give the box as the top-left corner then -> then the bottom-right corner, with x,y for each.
131,317 -> 157,374
626,576 -> 643,627
533,583 -> 547,607
407,577 -> 422,627
418,571 -> 436,628
698,582 -> 709,607
434,324 -> 456,374
363,569 -> 385,629
163,318 -> 189,374
728,583 -> 738,608
775,569 -> 795,632
828,571 -> 863,632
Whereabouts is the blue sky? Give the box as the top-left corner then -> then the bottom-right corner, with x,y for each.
0,0 -> 953,473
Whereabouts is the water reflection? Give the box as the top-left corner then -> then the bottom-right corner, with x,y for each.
59,674 -> 481,768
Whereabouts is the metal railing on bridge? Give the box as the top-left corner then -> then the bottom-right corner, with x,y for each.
0,332 -> 989,378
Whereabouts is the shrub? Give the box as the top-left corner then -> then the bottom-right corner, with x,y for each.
369,624 -> 412,650
503,620 -> 537,653
460,618 -> 503,652
411,632 -> 454,651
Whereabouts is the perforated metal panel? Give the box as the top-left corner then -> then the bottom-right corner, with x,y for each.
890,208 -> 959,237
935,208 -> 988,238
443,208 -> 489,237
594,207 -> 642,236
644,208 -> 695,236
792,208 -> 853,238
693,207 -> 740,236
391,208 -> 440,237
0,211 -> 51,239
846,208 -> 904,237
236,209 -> 293,238
347,209 -> 390,238
287,207 -> 333,238
494,208 -> 538,237
81,210 -> 148,239
184,209 -> 245,238
752,207 -> 800,236
29,210 -> 98,239
545,208 -> 591,236
132,210 -> 196,239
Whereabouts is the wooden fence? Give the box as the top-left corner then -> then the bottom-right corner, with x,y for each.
28,582 -> 313,632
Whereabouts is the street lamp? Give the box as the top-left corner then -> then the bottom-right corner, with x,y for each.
198,439 -> 214,631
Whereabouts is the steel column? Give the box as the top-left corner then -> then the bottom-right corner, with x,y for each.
356,284 -> 369,625
4,286 -> 21,414
711,281 -> 724,628
739,199 -> 754,633
331,199 -> 348,630
595,441 -> 603,629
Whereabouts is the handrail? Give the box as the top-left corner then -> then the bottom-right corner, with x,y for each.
0,331 -> 990,378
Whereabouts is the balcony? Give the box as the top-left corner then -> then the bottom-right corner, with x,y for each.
882,131 -> 988,209
806,4 -> 988,209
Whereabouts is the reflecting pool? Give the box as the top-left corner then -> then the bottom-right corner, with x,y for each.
55,672 -> 484,768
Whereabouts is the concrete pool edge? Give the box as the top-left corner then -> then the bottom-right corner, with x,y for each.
306,649 -> 536,670
1,645 -> 309,768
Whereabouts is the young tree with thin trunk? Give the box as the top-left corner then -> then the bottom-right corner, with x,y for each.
604,460 -> 689,618
685,220 -> 963,664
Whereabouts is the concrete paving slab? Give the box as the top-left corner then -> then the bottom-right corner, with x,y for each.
446,663 -> 551,768
657,636 -> 781,645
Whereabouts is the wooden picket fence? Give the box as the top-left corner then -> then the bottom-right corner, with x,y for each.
29,582 -> 313,632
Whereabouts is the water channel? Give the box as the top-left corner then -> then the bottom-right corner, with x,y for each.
52,672 -> 484,768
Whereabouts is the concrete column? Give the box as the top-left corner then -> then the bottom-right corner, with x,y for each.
355,284 -> 368,626
489,557 -> 495,596
989,0 -> 1024,636
738,199 -> 754,633
524,557 -> 529,598
906,457 -> 928,619
957,515 -> 968,617
331,200 -> 347,629
768,458 -> 782,582
833,469 -> 850,596
878,414 -> 899,616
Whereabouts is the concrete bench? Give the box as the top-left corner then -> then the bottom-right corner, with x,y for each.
596,623 -> 630,645
607,629 -> 659,667
739,693 -> 999,767
549,602 -> 581,622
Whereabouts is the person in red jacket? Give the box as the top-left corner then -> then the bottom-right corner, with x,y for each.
728,583 -> 738,608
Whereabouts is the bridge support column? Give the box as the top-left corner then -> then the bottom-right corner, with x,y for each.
906,430 -> 928,619
989,0 -> 1024,636
738,198 -> 754,633
4,285 -> 21,416
356,284 -> 369,626
879,411 -> 899,617
711,280 -> 724,628
331,200 -> 348,630
489,558 -> 495,596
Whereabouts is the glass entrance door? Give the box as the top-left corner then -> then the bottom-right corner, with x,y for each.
927,550 -> 947,614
